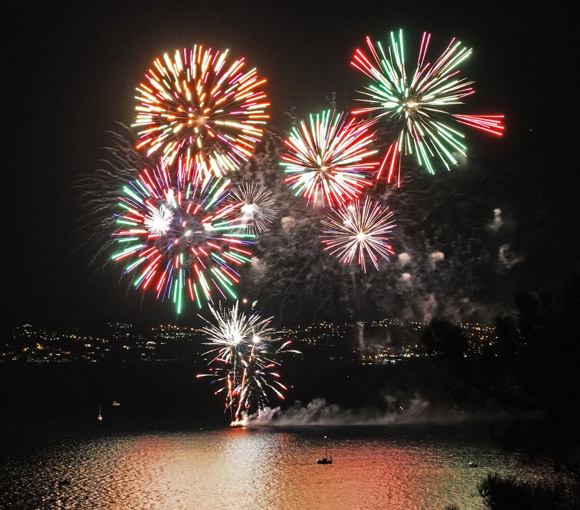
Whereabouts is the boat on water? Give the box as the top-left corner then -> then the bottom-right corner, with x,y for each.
317,436 -> 332,464
112,401 -> 121,407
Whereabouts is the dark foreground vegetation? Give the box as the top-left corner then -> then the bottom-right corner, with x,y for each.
428,275 -> 580,509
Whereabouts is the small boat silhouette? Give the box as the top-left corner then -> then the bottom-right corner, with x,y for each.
317,436 -> 333,464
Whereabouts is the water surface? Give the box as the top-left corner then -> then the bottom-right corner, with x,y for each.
0,423 -> 539,509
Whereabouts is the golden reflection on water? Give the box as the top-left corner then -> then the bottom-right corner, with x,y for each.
2,426 -> 533,509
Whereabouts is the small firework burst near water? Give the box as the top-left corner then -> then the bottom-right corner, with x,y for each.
281,110 -> 378,207
111,160 -> 254,313
230,182 -> 276,234
321,197 -> 396,272
134,45 -> 270,176
197,301 -> 299,423
351,29 -> 504,183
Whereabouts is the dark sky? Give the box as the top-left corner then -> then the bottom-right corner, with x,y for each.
5,1 -> 578,331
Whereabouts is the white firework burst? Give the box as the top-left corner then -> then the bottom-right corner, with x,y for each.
321,197 -> 396,272
230,182 -> 276,234
144,204 -> 174,236
196,301 -> 298,422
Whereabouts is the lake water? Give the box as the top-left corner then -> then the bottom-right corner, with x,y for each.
0,423 -> 542,510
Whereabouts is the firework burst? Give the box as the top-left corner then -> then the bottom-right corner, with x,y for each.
111,160 -> 254,313
352,29 -> 504,184
281,110 -> 378,207
134,45 -> 270,177
321,197 -> 396,272
230,182 -> 276,234
197,302 -> 298,423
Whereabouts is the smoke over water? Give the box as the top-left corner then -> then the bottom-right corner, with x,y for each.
243,396 -> 474,427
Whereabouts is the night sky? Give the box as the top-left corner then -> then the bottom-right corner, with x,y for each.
6,1 -> 578,331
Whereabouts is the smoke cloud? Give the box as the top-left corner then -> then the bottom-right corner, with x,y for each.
398,252 -> 411,266
281,216 -> 296,234
244,396 -> 472,427
250,256 -> 267,277
489,208 -> 503,232
498,243 -> 523,271
429,251 -> 445,269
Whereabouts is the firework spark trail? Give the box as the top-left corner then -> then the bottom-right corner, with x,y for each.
134,45 -> 270,177
111,160 -> 254,313
196,301 -> 298,423
75,126 -> 152,267
351,29 -> 504,184
321,197 -> 396,272
281,110 -> 378,207
230,182 -> 276,234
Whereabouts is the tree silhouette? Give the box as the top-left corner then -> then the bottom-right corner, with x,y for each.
420,275 -> 580,507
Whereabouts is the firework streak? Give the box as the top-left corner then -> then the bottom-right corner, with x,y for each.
197,302 -> 298,423
230,182 -> 276,234
281,110 -> 378,207
352,30 -> 504,184
111,160 -> 254,313
134,45 -> 269,177
321,197 -> 396,272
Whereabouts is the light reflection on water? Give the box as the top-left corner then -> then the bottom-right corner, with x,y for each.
1,425 -> 537,509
